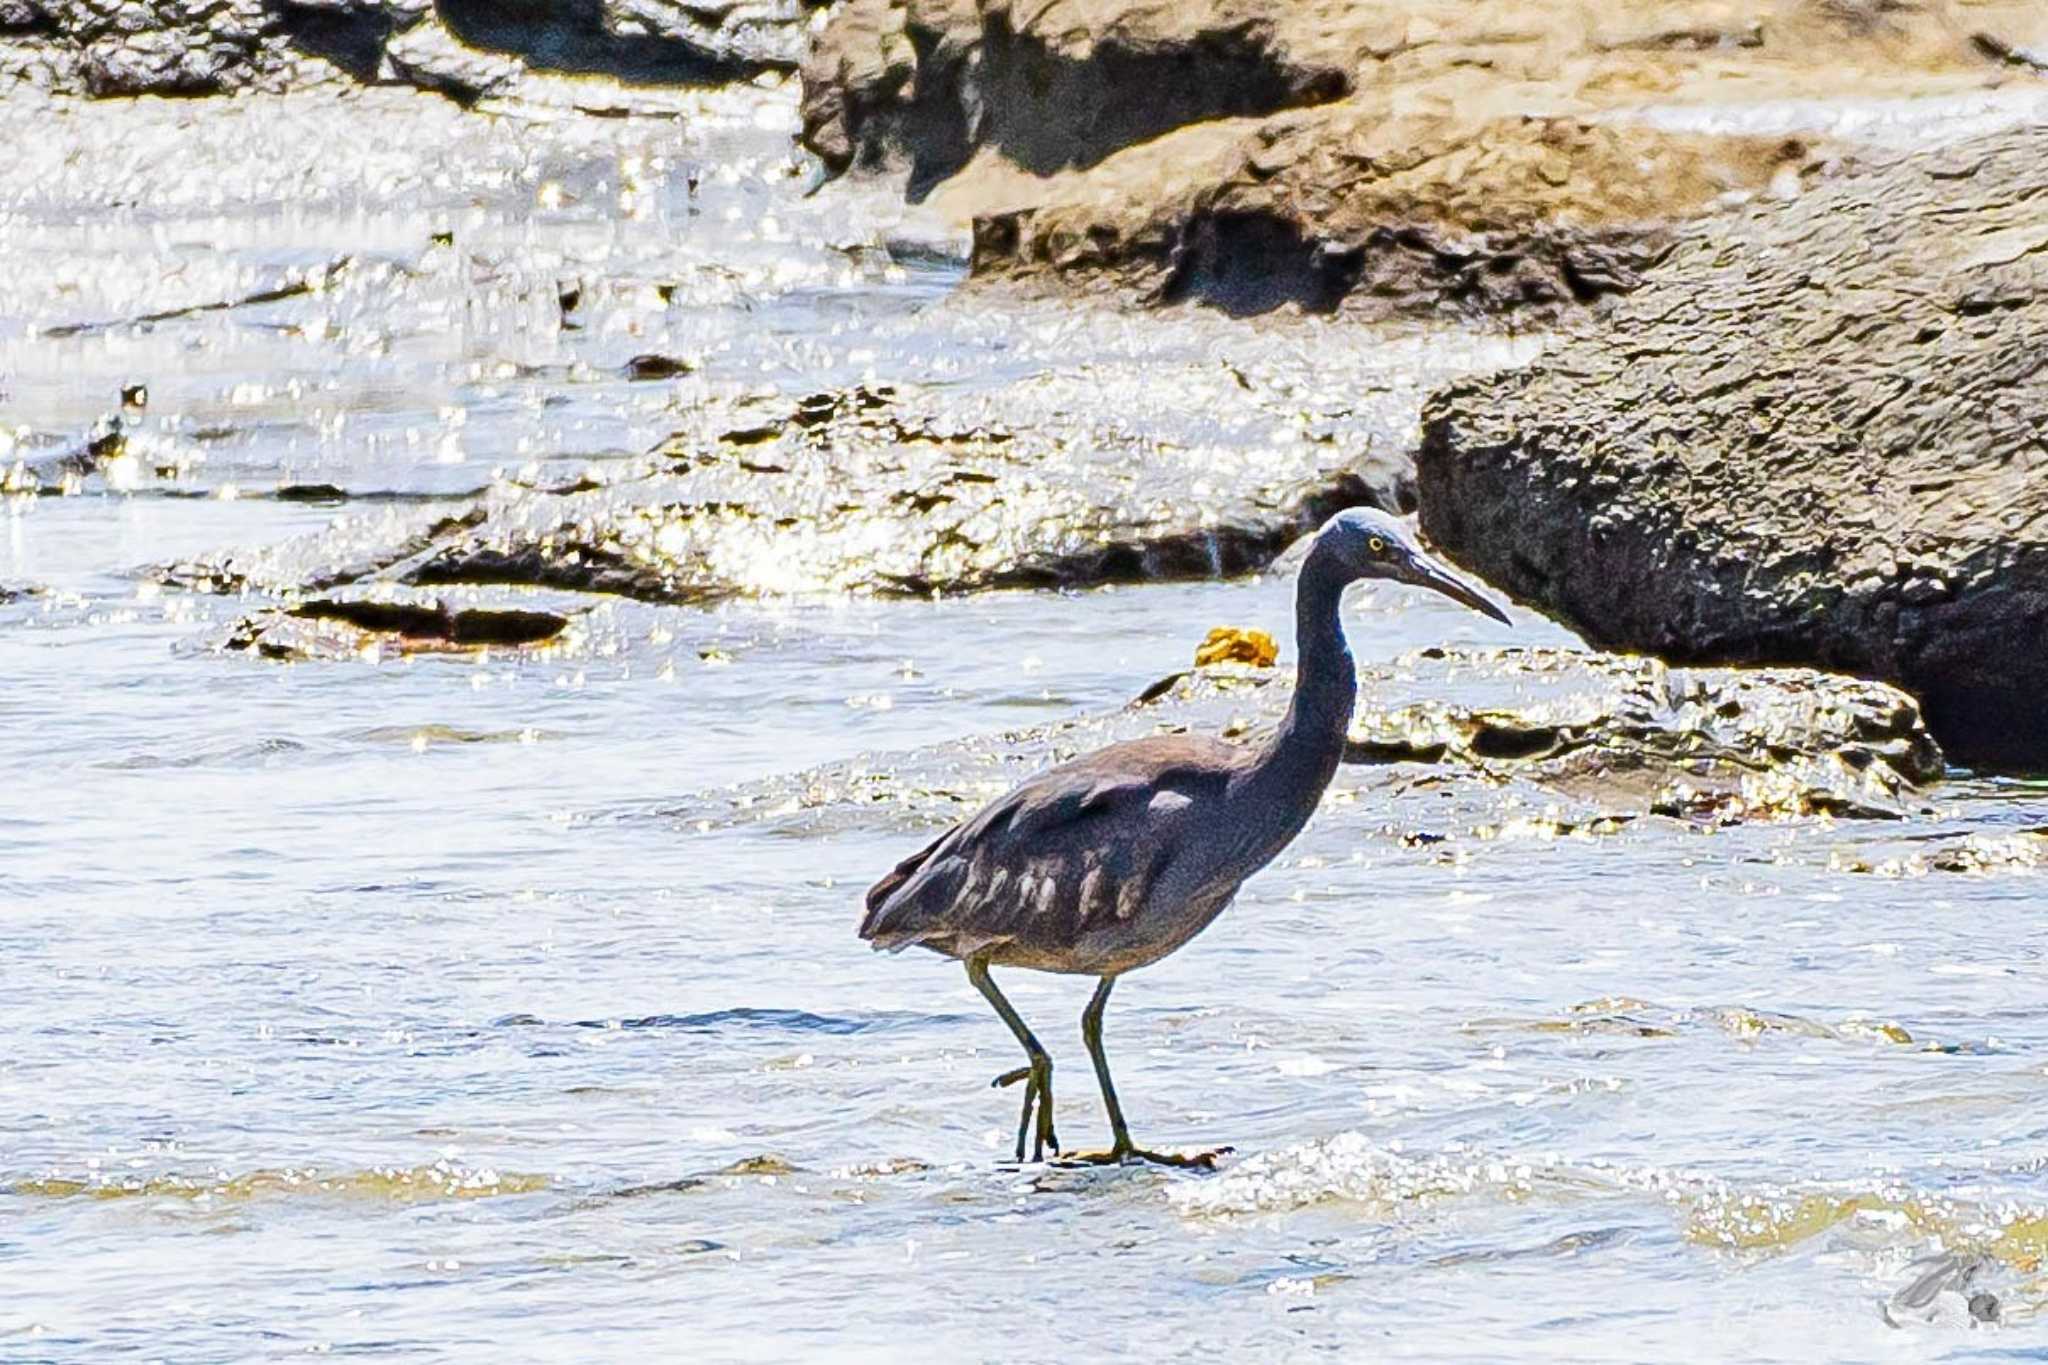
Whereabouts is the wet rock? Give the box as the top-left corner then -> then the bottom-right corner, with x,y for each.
275,482 -> 351,504
803,0 -> 2047,318
0,0 -> 405,96
1464,998 -> 1929,1049
165,505 -> 489,597
1417,130 -> 2048,771
225,592 -> 571,661
688,647 -> 1943,848
162,375 -> 1412,605
0,0 -> 810,98
1339,650 -> 1943,819
603,0 -> 815,74
67,0 -> 275,97
381,12 -> 524,104
623,353 -> 696,381
1829,828 -> 2048,879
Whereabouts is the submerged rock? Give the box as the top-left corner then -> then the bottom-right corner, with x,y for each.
161,375 -> 1411,605
1417,129 -> 2048,770
1829,827 -> 2048,880
687,647 -> 1942,846
224,593 -> 571,661
801,0 -> 2047,318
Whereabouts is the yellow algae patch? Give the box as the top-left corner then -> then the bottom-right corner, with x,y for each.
1689,1189 -> 2048,1273
7,1159 -> 547,1205
1991,1216 -> 2048,1273
1837,1018 -> 1916,1046
1194,626 -> 1277,669
1687,1191 -> 1914,1252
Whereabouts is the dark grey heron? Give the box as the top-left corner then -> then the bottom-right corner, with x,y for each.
860,509 -> 1510,1166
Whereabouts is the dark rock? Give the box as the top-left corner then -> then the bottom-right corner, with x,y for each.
623,353 -> 695,381
225,593 -> 570,660
274,0 -> 414,81
435,0 -> 786,84
0,3 -> 53,32
65,0 -> 274,97
1417,129 -> 2048,771
275,482 -> 351,503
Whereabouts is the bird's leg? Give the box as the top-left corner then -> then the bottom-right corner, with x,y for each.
967,958 -> 1058,1162
1068,975 -> 1227,1171
1082,975 -> 1133,1155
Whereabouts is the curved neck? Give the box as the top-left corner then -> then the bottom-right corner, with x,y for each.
1243,548 -> 1355,821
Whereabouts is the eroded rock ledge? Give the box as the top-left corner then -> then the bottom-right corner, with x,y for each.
800,0 -> 2048,318
683,647 -> 1944,844
1416,128 -> 2048,771
161,375 -> 1412,607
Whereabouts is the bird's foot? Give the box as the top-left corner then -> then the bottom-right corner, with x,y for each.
994,1063 -> 1059,1162
1057,1144 -> 1231,1171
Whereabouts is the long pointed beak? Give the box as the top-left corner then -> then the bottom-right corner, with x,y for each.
1406,550 -> 1512,625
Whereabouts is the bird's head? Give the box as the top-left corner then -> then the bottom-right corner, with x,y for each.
1312,507 -> 1511,624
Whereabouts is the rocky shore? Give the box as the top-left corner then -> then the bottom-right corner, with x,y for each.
800,0 -> 2048,318
10,0 -> 2044,773
789,0 -> 2048,767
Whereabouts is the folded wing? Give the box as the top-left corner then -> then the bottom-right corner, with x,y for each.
860,735 -> 1240,960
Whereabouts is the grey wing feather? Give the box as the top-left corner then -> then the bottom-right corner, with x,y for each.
859,736 -> 1237,957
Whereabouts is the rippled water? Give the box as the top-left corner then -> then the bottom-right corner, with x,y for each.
4,80 -> 2048,1362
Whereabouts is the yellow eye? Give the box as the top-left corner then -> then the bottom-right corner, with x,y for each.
1368,536 -> 1386,554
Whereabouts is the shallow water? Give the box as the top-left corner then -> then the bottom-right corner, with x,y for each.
4,81 -> 2048,1362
